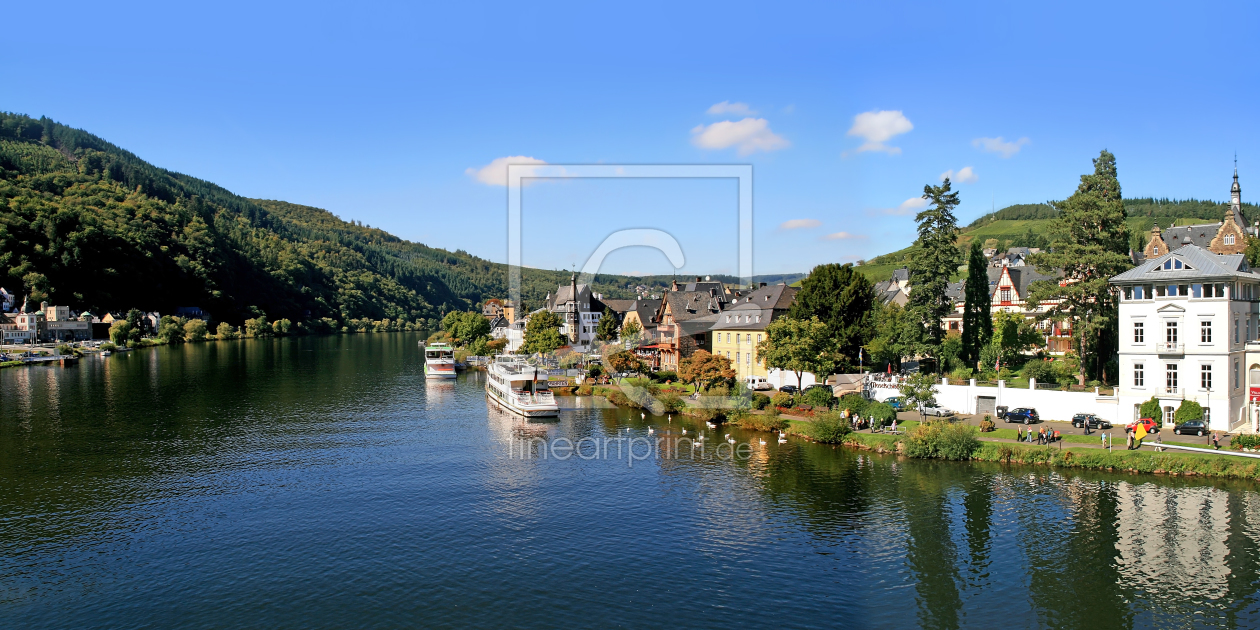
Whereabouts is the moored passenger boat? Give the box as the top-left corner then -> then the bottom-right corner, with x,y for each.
485,355 -> 559,417
423,342 -> 457,379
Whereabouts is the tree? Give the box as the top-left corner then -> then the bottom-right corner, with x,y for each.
677,350 -> 735,391
109,320 -> 133,346
620,318 -> 642,342
908,179 -> 962,369
442,310 -> 491,345
899,371 -> 938,422
606,349 -> 647,378
867,301 -> 921,371
523,310 -> 564,354
184,318 -> 208,342
961,240 -> 992,369
756,316 -> 840,389
1139,396 -> 1162,421
1174,400 -> 1203,423
124,309 -> 144,344
216,322 -> 239,340
595,307 -> 620,342
245,316 -> 272,337
788,263 -> 876,372
992,311 -> 1043,363
273,318 -> 292,336
157,315 -> 185,344
1027,150 -> 1131,385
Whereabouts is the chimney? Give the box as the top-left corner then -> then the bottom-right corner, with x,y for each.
709,288 -> 717,297
759,282 -> 767,288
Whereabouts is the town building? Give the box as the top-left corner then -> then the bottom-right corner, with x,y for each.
1111,244 -> 1257,431
481,299 -> 504,320
543,276 -> 609,353
708,282 -> 797,381
941,264 -> 1073,354
1139,168 -> 1253,260
41,303 -> 92,341
873,268 -> 910,306
649,278 -> 730,371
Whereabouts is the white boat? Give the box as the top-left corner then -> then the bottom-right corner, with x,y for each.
485,355 -> 559,417
423,342 -> 457,379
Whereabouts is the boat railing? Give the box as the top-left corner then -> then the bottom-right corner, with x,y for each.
534,391 -> 555,404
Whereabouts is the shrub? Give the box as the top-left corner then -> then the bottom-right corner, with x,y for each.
658,392 -> 686,414
576,384 -> 593,396
865,402 -> 896,427
979,416 -> 996,432
732,413 -> 790,432
607,390 -> 632,407
809,412 -> 852,443
803,386 -> 835,409
836,393 -> 868,417
1175,400 -> 1203,423
949,367 -> 974,383
764,406 -> 780,419
1231,434 -> 1260,451
905,422 -> 980,460
1139,396 -> 1162,421
1021,360 -> 1055,382
751,392 -> 771,410
56,343 -> 73,356
652,370 -> 677,383
99,342 -> 116,352
771,392 -> 793,408
624,383 -> 665,414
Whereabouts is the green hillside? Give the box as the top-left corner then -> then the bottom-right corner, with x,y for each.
856,198 -> 1258,283
0,113 -> 661,326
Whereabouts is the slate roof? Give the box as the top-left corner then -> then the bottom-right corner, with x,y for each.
1111,244 -> 1259,283
1160,222 -> 1222,251
600,299 -> 636,316
890,268 -> 909,283
709,284 -> 797,332
989,266 -> 1058,297
945,281 -> 965,301
628,298 -> 662,329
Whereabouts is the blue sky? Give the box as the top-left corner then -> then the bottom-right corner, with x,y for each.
4,0 -> 1258,276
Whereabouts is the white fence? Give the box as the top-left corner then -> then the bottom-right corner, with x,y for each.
868,377 -> 1121,424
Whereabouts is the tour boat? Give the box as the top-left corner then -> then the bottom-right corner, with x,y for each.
423,342 -> 457,379
485,355 -> 559,417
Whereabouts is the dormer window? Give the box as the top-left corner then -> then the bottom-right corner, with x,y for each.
1226,234 -> 1236,245
1153,246 -> 1160,254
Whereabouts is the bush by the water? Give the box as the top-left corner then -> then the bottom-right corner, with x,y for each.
576,384 -> 593,396
731,413 -> 790,432
657,392 -> 686,414
836,393 -> 867,417
623,383 -> 665,414
809,412 -> 852,443
802,386 -> 835,409
607,390 -> 632,407
751,392 -> 771,410
864,401 -> 896,426
905,422 -> 980,460
771,392 -> 793,408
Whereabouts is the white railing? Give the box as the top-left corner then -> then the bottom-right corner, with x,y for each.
1157,342 -> 1184,355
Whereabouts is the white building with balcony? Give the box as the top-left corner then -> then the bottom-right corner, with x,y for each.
1111,244 -> 1260,431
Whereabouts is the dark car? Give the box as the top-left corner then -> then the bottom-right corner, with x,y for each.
1174,419 -> 1209,436
778,385 -> 799,394
884,396 -> 908,411
1072,413 -> 1112,430
1004,407 -> 1041,424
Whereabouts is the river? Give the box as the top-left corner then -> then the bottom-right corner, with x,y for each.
2,333 -> 1259,628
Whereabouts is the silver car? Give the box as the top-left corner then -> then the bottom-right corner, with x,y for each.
922,404 -> 955,417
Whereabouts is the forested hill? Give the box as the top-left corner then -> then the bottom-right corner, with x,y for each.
0,113 -> 661,326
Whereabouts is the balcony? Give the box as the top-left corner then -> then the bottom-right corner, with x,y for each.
1156,342 -> 1184,356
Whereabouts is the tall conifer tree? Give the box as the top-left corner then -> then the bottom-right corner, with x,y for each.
909,178 -> 962,370
961,240 -> 992,369
1027,150 -> 1131,384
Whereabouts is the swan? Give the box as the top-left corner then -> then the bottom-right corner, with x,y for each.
641,412 -> 645,419
692,441 -> 701,448
681,428 -> 687,435
778,435 -> 787,444
724,434 -> 731,439
727,438 -> 736,444
648,427 -> 655,435
759,438 -> 766,445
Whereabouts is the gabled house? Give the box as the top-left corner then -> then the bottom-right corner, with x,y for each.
543,275 -> 609,352
650,278 -> 731,370
709,283 -> 797,380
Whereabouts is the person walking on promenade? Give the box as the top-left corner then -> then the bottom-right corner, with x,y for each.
1212,431 -> 1221,450
1017,427 -> 1023,442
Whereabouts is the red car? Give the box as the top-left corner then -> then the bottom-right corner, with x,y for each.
1127,417 -> 1160,433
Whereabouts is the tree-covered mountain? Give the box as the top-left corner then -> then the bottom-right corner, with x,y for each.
0,113 -> 697,326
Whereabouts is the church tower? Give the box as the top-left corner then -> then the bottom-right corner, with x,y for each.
1210,163 -> 1247,254
1231,161 -> 1244,226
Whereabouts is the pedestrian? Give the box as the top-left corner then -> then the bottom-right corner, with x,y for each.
1212,431 -> 1220,450
1156,431 -> 1163,452
1083,419 -> 1091,435
1017,427 -> 1022,442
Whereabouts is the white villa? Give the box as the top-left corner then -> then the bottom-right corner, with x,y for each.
1111,244 -> 1257,431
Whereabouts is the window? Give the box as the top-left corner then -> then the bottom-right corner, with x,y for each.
1202,321 -> 1212,343
1235,360 -> 1241,389
735,334 -> 740,343
1226,234 -> 1236,245
756,334 -> 762,343
736,352 -> 740,364
1202,365 -> 1212,390
1134,363 -> 1144,387
1192,283 -> 1202,298
1236,319 -> 1240,343
746,352 -> 751,365
726,333 -> 731,343
1000,289 -> 1012,302
1163,259 -> 1172,270
1134,322 -> 1144,343
1133,285 -> 1145,299
1153,245 -> 1159,254
1166,364 -> 1178,390
1166,321 -> 1178,343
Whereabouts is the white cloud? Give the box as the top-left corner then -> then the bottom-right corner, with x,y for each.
824,231 -> 866,240
972,136 -> 1029,158
707,101 -> 756,116
465,156 -> 551,186
940,166 -> 978,184
881,196 -> 929,216
690,118 -> 789,155
779,218 -> 821,230
846,110 -> 913,154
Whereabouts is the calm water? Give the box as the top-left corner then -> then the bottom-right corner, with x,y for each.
3,334 -> 1260,629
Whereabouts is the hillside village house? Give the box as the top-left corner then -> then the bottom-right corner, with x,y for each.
941,265 -> 1074,354
542,276 -> 610,353
709,283 -> 797,382
41,303 -> 91,341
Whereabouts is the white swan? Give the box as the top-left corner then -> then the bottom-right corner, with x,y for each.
681,428 -> 687,435
759,438 -> 766,445
778,435 -> 787,444
648,427 -> 655,435
641,412 -> 645,419
727,438 -> 736,444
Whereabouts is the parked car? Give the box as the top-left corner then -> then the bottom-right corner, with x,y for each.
778,385 -> 799,394
884,396 -> 908,411
1174,419 -> 1209,436
1003,407 -> 1041,424
1072,413 -> 1112,430
744,375 -> 774,391
1128,417 -> 1160,434
922,404 -> 955,417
